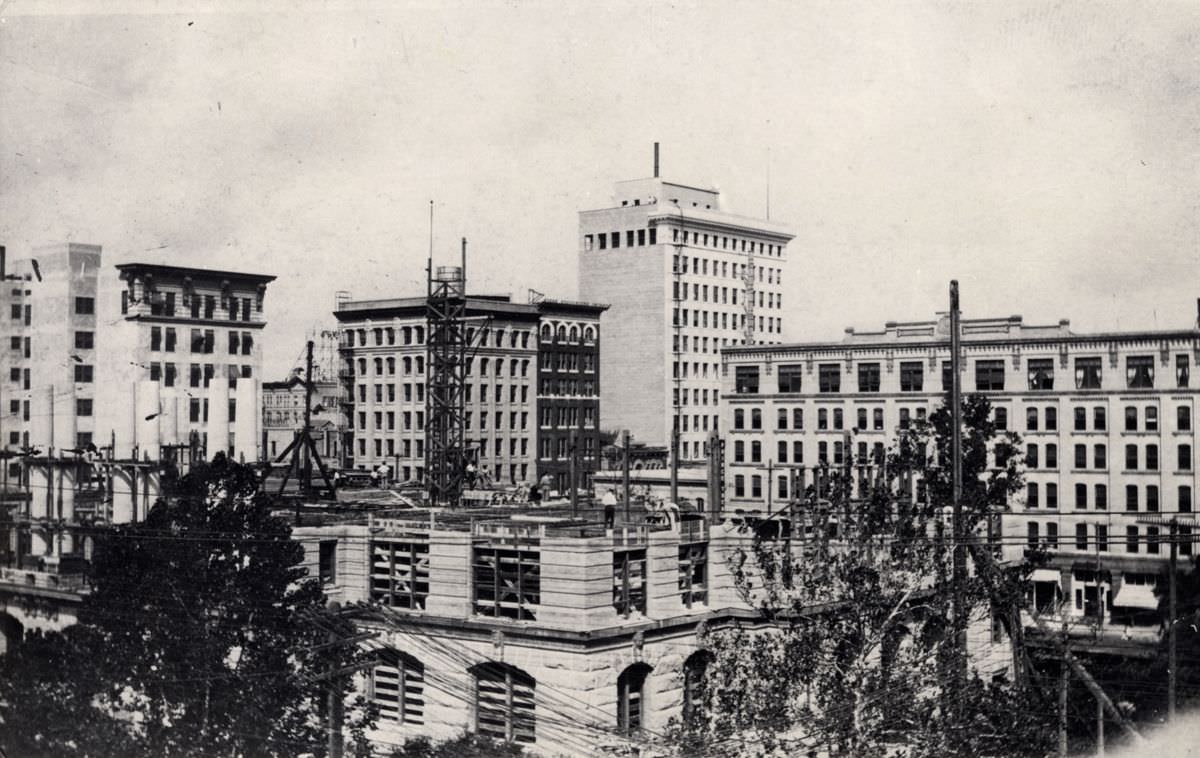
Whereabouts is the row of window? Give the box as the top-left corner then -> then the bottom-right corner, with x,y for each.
1026,482 -> 1194,512
1025,442 -> 1193,471
121,290 -> 259,322
1028,521 -> 1194,556
146,326 -> 254,356
735,354 -> 1193,394
673,307 -> 782,336
672,281 -> 783,308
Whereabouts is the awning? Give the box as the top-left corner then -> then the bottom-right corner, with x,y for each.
1113,583 -> 1159,610
1031,569 -> 1061,583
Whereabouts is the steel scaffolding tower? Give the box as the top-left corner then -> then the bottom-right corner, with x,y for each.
424,239 -> 469,507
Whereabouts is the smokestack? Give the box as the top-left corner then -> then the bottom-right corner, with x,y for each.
653,142 -> 659,178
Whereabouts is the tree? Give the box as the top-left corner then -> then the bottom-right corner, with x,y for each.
670,395 -> 1056,757
388,733 -> 527,758
0,453 -> 373,758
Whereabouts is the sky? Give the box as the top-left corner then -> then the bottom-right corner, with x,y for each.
2,0 -> 1198,378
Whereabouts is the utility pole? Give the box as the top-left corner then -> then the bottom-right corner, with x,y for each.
301,340 -> 315,500
568,428 -> 578,518
1058,642 -> 1069,758
622,430 -> 631,523
1096,694 -> 1105,756
949,280 -> 968,690
669,421 -> 679,505
1168,517 -> 1178,722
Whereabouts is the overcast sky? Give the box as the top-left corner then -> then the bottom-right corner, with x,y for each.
2,1 -> 1198,378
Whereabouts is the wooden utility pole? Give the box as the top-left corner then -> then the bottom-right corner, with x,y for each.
568,428 -> 578,518
326,602 -> 345,758
1058,650 -> 1069,757
1096,694 -> 1105,756
1168,517 -> 1178,721
669,421 -> 679,505
622,430 -> 631,522
301,340 -> 315,499
949,280 -> 968,691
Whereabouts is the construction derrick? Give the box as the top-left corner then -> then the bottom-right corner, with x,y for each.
424,240 -> 470,507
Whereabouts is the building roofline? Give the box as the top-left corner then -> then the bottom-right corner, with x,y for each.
116,262 -> 276,284
335,294 -> 608,322
723,326 -> 1200,358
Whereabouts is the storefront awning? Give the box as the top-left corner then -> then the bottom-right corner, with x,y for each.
1113,583 -> 1159,610
1031,569 -> 1061,584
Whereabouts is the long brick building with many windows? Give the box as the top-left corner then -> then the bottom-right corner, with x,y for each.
720,311 -> 1199,650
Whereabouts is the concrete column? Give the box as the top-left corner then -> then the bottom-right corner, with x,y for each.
135,380 -> 161,459
233,378 -> 257,463
29,386 -> 53,523
112,382 -> 137,460
52,385 -> 76,553
207,378 -> 230,458
110,467 -> 134,525
160,389 -> 180,448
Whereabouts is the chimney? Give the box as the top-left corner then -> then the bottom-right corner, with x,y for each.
0,245 -> 5,280
1196,297 -> 1200,329
653,142 -> 659,178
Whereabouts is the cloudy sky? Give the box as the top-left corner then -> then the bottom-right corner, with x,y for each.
2,1 -> 1197,377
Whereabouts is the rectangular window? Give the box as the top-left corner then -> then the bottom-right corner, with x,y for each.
1126,484 -> 1139,512
74,297 -> 94,315
1027,482 -> 1039,508
1074,444 -> 1087,469
1074,407 -> 1086,431
75,398 -> 93,417
1075,357 -> 1102,389
1125,444 -> 1138,470
899,361 -> 924,392
818,364 -> 841,393
1026,408 -> 1039,431
857,363 -> 880,392
995,407 -> 1008,430
612,549 -> 647,617
1147,485 -> 1159,512
370,539 -> 430,609
1096,484 -> 1107,510
1075,523 -> 1088,551
1181,485 -> 1193,513
1126,356 -> 1154,388
473,540 -> 540,621
74,331 -> 94,349
73,364 -> 94,383
975,360 -> 1005,391
777,364 -> 802,393
1028,358 -> 1054,390
1075,483 -> 1087,509
1125,406 -> 1138,431
1094,406 -> 1106,430
734,366 -> 759,394
1126,526 -> 1139,553
678,543 -> 707,607
1177,354 -> 1190,388
318,540 -> 337,585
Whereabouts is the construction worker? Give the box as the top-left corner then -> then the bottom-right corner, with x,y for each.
601,488 -> 618,528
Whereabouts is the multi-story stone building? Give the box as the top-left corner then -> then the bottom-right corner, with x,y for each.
579,172 -> 794,461
294,505 -> 745,756
720,311 -> 1200,648
334,294 -> 605,492
0,243 -> 102,459
96,262 -> 274,464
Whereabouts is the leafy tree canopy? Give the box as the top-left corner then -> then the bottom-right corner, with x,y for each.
0,453 -> 372,758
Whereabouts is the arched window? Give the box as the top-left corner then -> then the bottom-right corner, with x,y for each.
416,356 -> 424,374
345,330 -> 356,347
568,325 -> 579,342
403,357 -> 412,375
385,327 -> 395,345
540,324 -> 552,340
357,358 -> 367,375
386,357 -> 395,375
372,649 -> 425,725
495,328 -> 505,347
583,326 -> 596,343
373,328 -> 383,346
374,358 -> 383,376
617,662 -> 653,734
414,326 -> 424,343
682,651 -> 712,719
555,325 -> 566,341
510,330 -> 519,348
402,326 -> 412,344
357,329 -> 367,346
472,662 -> 535,744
